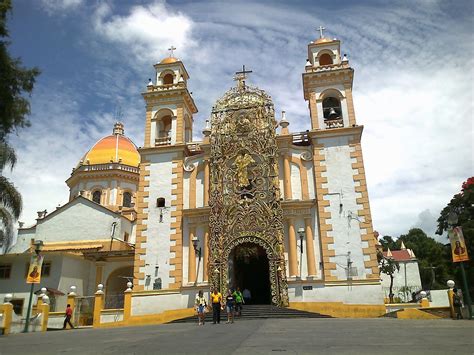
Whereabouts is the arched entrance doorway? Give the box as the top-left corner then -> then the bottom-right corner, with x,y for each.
229,242 -> 271,304
105,266 -> 133,309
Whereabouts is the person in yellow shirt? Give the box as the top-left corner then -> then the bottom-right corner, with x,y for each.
210,288 -> 223,324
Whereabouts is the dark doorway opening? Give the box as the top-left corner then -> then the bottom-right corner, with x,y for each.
230,242 -> 271,304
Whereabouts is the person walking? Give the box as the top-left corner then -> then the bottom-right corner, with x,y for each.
63,304 -> 74,329
233,287 -> 244,317
243,288 -> 251,305
195,290 -> 208,325
225,289 -> 235,324
453,288 -> 464,319
210,288 -> 222,324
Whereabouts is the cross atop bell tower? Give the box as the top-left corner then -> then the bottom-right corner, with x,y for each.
317,25 -> 326,38
233,65 -> 253,88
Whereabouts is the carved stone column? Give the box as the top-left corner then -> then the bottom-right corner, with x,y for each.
204,159 -> 209,206
304,217 -> 317,277
203,227 -> 209,282
287,218 -> 298,277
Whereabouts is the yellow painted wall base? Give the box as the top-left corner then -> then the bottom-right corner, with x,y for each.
396,308 -> 442,320
96,308 -> 195,328
289,302 -> 386,318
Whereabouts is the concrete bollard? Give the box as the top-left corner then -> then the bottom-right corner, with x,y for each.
1,295 -> 13,335
123,282 -> 133,323
40,297 -> 50,332
93,284 -> 104,328
447,280 -> 455,318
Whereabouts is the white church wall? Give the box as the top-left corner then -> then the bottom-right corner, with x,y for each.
131,288 -> 210,316
306,163 -> 316,200
57,255 -> 93,310
290,162 -> 302,200
196,169 -> 204,208
320,135 -> 367,281
139,151 -> 178,290
34,200 -> 121,243
183,171 -> 190,209
288,282 -> 384,305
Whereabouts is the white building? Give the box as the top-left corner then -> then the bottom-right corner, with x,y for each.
0,124 -> 139,321
381,243 -> 422,302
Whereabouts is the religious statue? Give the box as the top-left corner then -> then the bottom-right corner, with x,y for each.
233,153 -> 254,187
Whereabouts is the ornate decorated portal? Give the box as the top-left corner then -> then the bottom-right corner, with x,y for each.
208,78 -> 289,306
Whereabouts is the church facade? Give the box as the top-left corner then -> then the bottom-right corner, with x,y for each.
1,33 -> 384,320
132,33 -> 383,313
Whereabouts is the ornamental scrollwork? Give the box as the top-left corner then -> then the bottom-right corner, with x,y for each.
208,82 -> 288,306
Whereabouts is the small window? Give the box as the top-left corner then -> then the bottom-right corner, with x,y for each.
163,74 -> 174,85
153,278 -> 162,290
319,53 -> 333,65
157,197 -> 166,208
24,261 -> 51,278
42,261 -> 51,277
123,192 -> 132,207
0,264 -> 12,279
10,299 -> 24,315
92,190 -> 101,204
124,232 -> 130,243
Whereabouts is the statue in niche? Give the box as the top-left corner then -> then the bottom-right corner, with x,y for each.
233,153 -> 254,187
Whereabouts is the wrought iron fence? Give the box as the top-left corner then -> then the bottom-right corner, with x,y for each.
104,294 -> 124,309
74,296 -> 95,327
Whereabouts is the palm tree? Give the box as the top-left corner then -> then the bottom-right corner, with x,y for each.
0,140 -> 22,253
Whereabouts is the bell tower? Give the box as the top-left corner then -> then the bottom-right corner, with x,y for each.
142,47 -> 197,148
134,48 -> 198,291
303,26 -> 354,131
302,28 -> 379,283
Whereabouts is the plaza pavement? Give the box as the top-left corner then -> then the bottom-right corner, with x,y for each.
0,318 -> 473,354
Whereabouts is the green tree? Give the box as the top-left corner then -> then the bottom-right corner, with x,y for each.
0,0 -> 40,252
378,235 -> 398,251
378,250 -> 399,303
436,177 -> 474,297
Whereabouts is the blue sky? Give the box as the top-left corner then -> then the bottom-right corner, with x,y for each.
5,0 -> 473,241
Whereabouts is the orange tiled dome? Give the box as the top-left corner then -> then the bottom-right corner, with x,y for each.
160,56 -> 179,64
82,123 -> 140,167
315,37 -> 334,44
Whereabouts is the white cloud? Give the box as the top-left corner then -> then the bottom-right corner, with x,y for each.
39,0 -> 84,15
92,1 -> 194,64
9,0 -> 473,243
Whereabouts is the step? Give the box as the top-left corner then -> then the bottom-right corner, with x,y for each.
169,305 -> 332,323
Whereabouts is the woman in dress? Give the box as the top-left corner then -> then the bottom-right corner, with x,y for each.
195,290 -> 207,325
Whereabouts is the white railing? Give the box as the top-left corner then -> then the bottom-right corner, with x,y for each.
75,163 -> 139,174
155,136 -> 171,146
325,118 -> 344,129
305,62 -> 350,73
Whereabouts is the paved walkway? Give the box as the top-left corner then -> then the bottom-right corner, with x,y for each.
0,318 -> 473,354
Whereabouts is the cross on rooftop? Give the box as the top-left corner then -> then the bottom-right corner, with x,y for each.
233,65 -> 253,87
168,45 -> 176,57
317,25 -> 326,38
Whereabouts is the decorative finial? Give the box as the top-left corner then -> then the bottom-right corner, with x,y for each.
113,122 -> 124,135
147,78 -> 153,86
317,25 -> 326,38
233,65 -> 253,88
168,45 -> 176,57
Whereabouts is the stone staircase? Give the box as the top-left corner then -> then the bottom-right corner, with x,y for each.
169,304 -> 331,323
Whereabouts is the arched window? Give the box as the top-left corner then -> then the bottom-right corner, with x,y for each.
163,73 -> 174,85
322,97 -> 342,120
319,53 -> 333,66
156,197 -> 166,208
123,192 -> 132,207
92,190 -> 101,204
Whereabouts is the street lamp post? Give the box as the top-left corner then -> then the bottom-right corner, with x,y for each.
448,212 -> 472,320
23,240 -> 43,333
192,236 -> 202,286
297,227 -> 305,279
